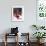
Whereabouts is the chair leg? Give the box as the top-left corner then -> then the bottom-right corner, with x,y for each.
16,35 -> 19,46
4,33 -> 7,46
4,41 -> 7,46
15,34 -> 18,46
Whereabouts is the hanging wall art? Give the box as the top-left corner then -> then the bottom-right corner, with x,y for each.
11,6 -> 24,22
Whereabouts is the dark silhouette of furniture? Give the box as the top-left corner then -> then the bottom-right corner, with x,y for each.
11,27 -> 18,34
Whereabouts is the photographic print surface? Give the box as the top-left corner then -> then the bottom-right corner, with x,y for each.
36,0 -> 46,26
37,0 -> 46,20
11,6 -> 24,21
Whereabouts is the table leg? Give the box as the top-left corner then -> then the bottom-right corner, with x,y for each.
4,34 -> 7,46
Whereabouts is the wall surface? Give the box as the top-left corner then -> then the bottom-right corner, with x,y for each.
0,0 -> 36,42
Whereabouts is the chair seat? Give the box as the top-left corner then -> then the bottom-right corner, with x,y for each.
6,33 -> 17,36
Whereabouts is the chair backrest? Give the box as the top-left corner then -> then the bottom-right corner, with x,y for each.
11,27 -> 18,34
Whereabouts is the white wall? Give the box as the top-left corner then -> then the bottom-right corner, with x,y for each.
0,0 -> 36,42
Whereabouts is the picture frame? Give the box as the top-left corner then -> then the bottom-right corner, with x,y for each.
11,6 -> 24,22
36,0 -> 46,26
37,0 -> 46,20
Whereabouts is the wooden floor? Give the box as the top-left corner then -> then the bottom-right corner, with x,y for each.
0,42 -> 46,46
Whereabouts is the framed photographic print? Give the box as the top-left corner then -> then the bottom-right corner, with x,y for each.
36,0 -> 46,26
11,6 -> 24,21
37,0 -> 46,20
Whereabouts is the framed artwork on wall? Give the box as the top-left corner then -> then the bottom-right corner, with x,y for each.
36,0 -> 46,28
11,6 -> 24,21
37,0 -> 46,20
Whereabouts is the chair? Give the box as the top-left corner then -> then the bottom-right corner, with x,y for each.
4,27 -> 19,46
5,33 -> 18,46
18,33 -> 30,46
